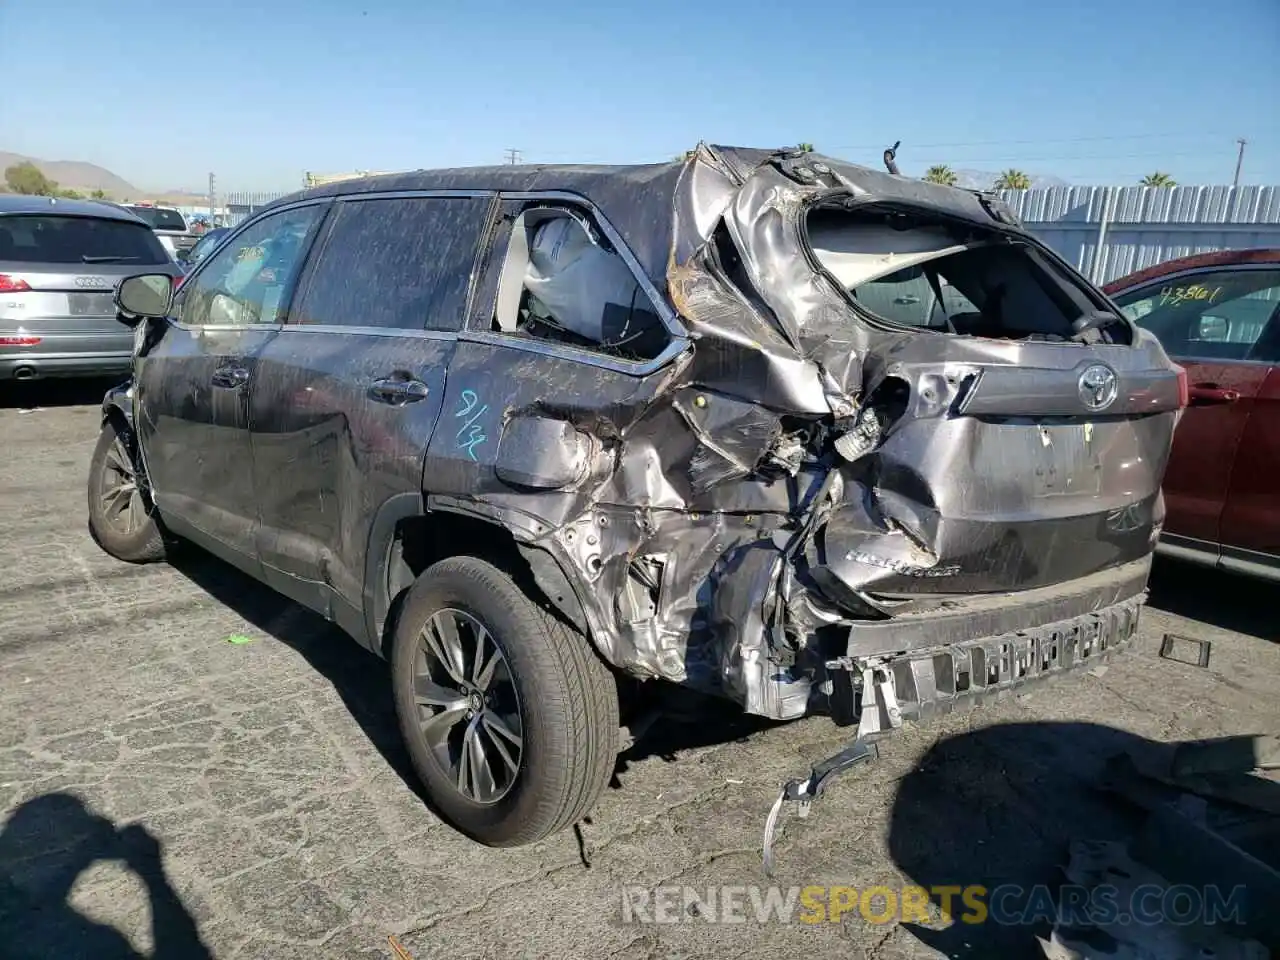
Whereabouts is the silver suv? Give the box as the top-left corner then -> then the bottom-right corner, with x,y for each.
120,204 -> 199,261
90,145 -> 1184,847
0,196 -> 182,381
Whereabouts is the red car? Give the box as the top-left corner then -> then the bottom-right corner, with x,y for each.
1105,249 -> 1280,582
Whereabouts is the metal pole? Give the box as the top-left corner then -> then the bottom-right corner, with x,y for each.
208,172 -> 216,223
1233,139 -> 1247,187
1092,186 -> 1115,284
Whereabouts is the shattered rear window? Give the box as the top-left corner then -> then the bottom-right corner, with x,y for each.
806,206 -> 1114,342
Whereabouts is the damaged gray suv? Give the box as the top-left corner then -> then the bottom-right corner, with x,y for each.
89,145 -> 1185,846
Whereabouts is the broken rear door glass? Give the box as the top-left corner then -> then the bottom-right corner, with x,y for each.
489,203 -> 671,361
806,204 -> 1126,344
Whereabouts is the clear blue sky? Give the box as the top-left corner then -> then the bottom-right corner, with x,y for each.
4,0 -> 1278,192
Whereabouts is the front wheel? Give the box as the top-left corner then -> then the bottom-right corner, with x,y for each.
391,556 -> 619,846
87,418 -> 167,564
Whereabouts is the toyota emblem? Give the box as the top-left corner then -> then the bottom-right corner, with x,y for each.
1077,364 -> 1118,412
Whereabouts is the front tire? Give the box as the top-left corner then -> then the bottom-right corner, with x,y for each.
391,556 -> 619,846
87,418 -> 167,564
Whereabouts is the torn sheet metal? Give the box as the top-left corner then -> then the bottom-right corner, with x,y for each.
407,142 -> 1183,726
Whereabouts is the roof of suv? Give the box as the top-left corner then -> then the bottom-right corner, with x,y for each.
0,193 -> 148,223
282,157 -> 693,205
255,145 -> 1027,287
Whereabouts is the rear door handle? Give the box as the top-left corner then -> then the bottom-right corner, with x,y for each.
211,366 -> 249,389
1188,385 -> 1240,406
368,377 -> 429,405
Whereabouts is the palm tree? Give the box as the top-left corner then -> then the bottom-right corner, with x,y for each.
1140,172 -> 1176,187
924,165 -> 958,186
993,169 -> 1032,190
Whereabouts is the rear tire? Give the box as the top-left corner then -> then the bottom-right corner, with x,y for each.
391,556 -> 619,846
87,418 -> 167,564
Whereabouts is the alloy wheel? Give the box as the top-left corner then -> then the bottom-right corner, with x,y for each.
413,608 -> 524,804
99,434 -> 145,536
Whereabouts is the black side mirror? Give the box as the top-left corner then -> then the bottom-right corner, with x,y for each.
115,274 -> 174,326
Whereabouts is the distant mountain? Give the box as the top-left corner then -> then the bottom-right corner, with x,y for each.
952,169 -> 1071,191
0,151 -> 141,198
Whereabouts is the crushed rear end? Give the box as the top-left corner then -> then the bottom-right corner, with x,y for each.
642,146 -> 1182,735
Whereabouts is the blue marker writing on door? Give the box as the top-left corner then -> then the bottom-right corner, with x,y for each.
455,389 -> 489,461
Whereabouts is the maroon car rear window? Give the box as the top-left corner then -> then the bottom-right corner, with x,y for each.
0,215 -> 171,266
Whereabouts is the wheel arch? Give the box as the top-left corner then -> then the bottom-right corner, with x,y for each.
100,381 -> 133,432
364,495 -> 593,661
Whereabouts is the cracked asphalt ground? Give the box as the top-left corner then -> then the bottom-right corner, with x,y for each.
1,380 -> 1276,960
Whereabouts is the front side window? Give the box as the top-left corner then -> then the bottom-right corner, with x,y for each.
177,206 -> 322,327
290,196 -> 491,332
0,215 -> 169,265
1113,268 -> 1280,362
847,265 -> 982,329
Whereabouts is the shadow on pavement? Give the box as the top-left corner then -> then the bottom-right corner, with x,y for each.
169,551 -> 431,805
1147,556 -> 1276,641
0,377 -> 122,411
170,548 -> 781,805
887,720 -> 1272,958
0,792 -> 212,960
609,682 -> 778,788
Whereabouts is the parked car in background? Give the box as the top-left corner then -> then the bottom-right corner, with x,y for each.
0,195 -> 182,381
89,146 -> 1182,846
1106,249 -> 1280,582
120,204 -> 199,261
176,226 -> 229,272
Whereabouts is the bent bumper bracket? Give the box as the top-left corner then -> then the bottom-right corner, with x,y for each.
762,736 -> 879,877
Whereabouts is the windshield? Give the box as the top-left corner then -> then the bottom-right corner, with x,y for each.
187,228 -> 229,264
0,215 -> 171,265
126,206 -> 188,231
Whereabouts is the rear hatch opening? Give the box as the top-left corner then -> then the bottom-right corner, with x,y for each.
762,200 -> 1185,613
805,201 -> 1133,346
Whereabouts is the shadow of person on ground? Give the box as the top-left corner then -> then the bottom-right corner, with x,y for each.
0,792 -> 211,960
168,549 -> 429,806
1147,557 -> 1275,641
0,376 -> 122,411
887,720 -> 1270,958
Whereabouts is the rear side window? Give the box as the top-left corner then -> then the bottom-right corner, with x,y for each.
0,215 -> 170,265
126,206 -> 188,231
1113,268 -> 1280,362
291,196 -> 491,332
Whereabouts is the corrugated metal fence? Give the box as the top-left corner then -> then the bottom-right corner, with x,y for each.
998,185 -> 1280,285
221,189 -> 294,226
220,183 -> 1280,285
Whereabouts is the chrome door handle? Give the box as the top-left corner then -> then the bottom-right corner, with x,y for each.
211,366 -> 249,389
368,377 -> 429,405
